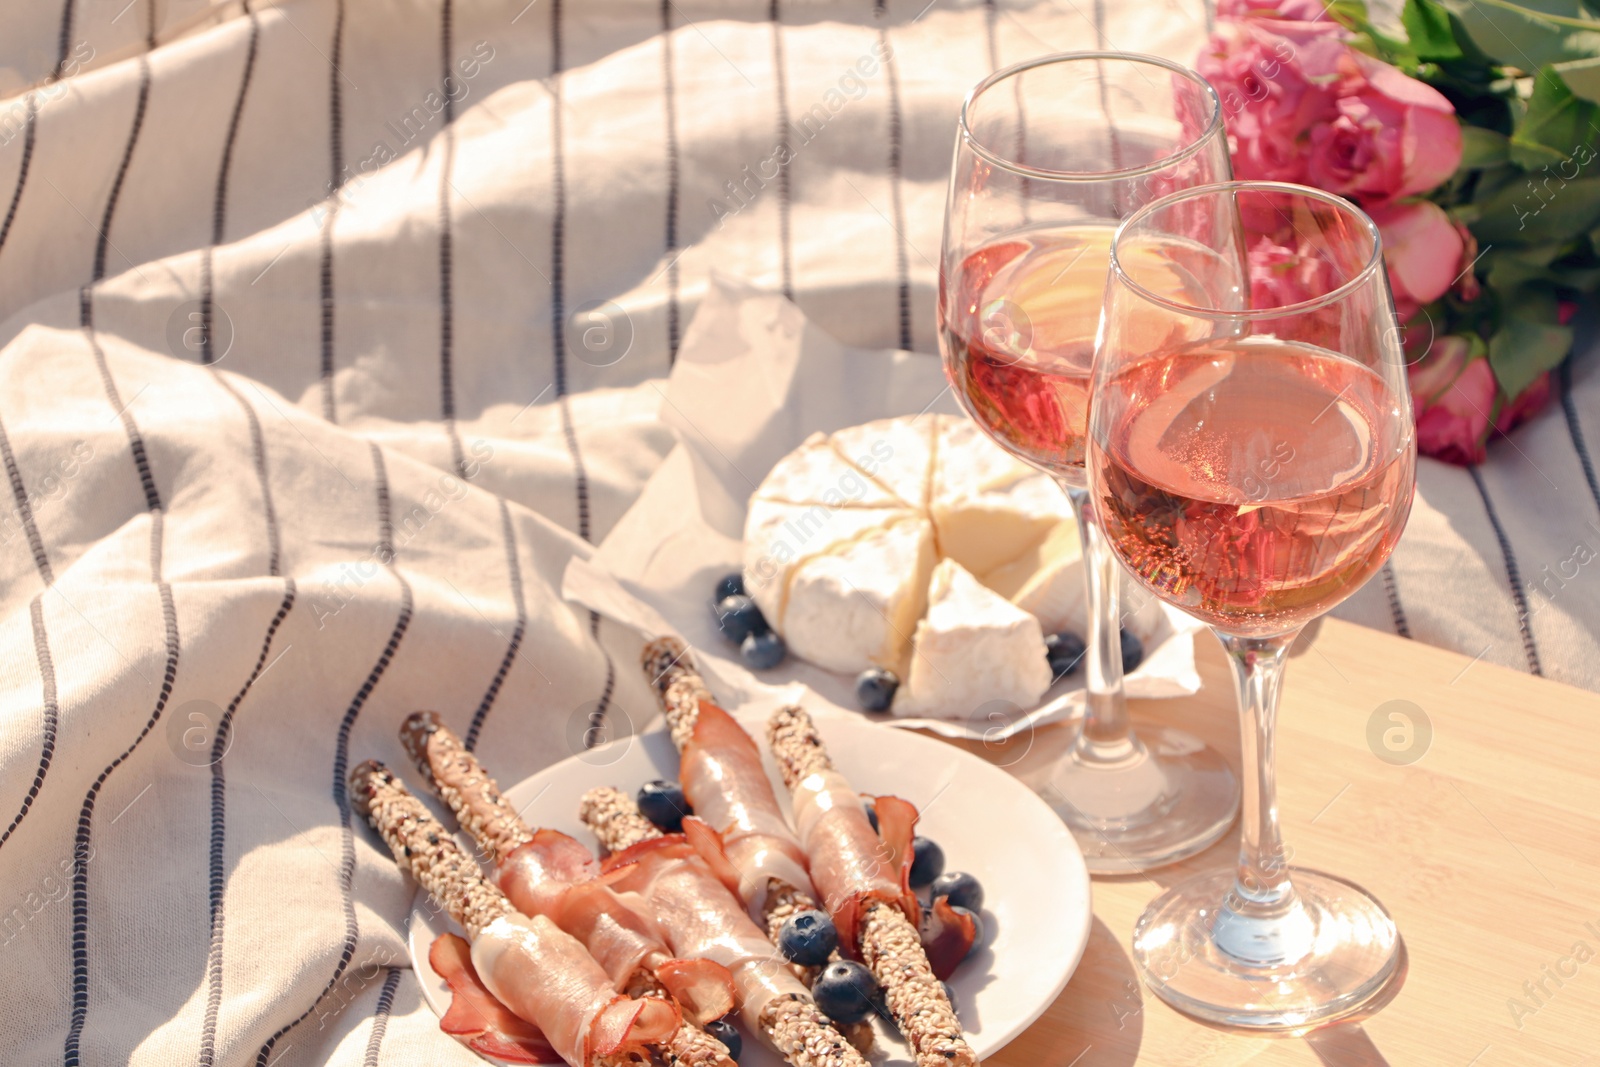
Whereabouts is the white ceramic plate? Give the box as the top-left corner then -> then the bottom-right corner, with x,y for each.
409,708 -> 1092,1066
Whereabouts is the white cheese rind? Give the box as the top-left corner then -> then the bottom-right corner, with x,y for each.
780,516 -> 935,674
897,557 -> 1053,717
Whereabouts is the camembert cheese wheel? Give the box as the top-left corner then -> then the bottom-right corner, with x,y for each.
743,414 -> 1085,717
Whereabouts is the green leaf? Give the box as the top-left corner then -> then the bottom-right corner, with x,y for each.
1472,163 -> 1525,204
1505,241 -> 1576,265
1510,67 -> 1600,167
1550,55 -> 1600,102
1325,0 -> 1375,30
1441,0 -> 1600,74
1471,175 -> 1600,244
1485,254 -> 1572,304
1405,0 -> 1466,59
1460,126 -> 1513,169
1488,315 -> 1572,396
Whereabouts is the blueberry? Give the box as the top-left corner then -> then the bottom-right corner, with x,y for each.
855,668 -> 899,712
1044,631 -> 1087,678
908,836 -> 945,889
715,572 -> 746,601
740,630 -> 787,670
1120,627 -> 1145,673
812,960 -> 883,1026
864,801 -> 878,832
714,595 -> 767,645
931,871 -> 984,913
778,909 -> 838,967
637,780 -> 692,833
704,1018 -> 741,1061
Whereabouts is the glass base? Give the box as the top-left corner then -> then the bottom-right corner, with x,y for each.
1132,867 -> 1401,1031
1031,725 -> 1238,874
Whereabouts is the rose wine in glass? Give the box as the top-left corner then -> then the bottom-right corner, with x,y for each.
939,53 -> 1240,873
1090,182 -> 1415,1029
942,225 -> 1111,473
1095,339 -> 1412,634
944,225 -> 1225,475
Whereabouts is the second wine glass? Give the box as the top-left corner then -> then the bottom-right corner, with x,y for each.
1090,182 -> 1416,1027
938,52 -> 1239,873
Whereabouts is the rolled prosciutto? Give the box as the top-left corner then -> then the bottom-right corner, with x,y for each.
400,712 -> 739,1056
766,711 -> 920,953
349,760 -> 677,1066
767,706 -> 979,1067
638,639 -> 816,923
597,832 -> 870,1067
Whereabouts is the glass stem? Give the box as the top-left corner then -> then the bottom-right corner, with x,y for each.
1213,629 -> 1306,964
1062,482 -> 1137,764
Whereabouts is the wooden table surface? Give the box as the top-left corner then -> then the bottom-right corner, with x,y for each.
960,616 -> 1600,1067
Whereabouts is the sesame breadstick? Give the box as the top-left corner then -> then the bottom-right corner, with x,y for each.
642,635 -> 712,752
637,640 -> 875,1054
760,994 -> 868,1067
350,761 -> 658,1067
580,786 -> 876,1058
350,759 -> 513,940
640,638 -> 823,941
399,715 -> 735,1067
768,706 -> 977,1067
400,710 -> 532,865
580,786 -> 665,855
580,786 -> 809,966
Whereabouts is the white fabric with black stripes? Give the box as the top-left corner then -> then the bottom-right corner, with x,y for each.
0,1 -> 1595,1065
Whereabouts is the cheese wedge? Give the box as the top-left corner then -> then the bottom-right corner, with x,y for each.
896,558 -> 1054,717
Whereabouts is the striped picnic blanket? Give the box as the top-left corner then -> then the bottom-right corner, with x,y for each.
0,1 -> 1595,1065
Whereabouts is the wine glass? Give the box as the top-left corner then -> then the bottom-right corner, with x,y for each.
938,52 -> 1240,873
1089,181 -> 1415,1027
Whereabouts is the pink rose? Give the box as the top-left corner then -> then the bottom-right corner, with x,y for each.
1247,233 -> 1337,308
1306,54 -> 1461,204
1198,20 -> 1343,184
1406,335 -> 1470,401
1494,371 -> 1553,436
1370,200 -> 1464,322
1409,336 -> 1494,465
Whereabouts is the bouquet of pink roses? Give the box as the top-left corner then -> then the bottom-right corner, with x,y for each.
1201,0 -> 1599,465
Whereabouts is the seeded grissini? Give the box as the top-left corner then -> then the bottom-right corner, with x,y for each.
348,760 -> 676,1066
399,711 -> 738,1067
767,705 -> 980,1067
583,802 -> 873,1067
580,785 -> 667,855
638,636 -> 875,1047
640,636 -> 822,942
579,785 -> 877,1059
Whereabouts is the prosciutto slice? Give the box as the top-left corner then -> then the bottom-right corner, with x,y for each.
498,829 -> 662,987
471,912 -> 681,1065
603,835 -> 813,1036
430,933 -> 561,1064
920,895 -> 982,982
680,700 -> 816,915
497,827 -> 739,1025
790,771 -> 920,954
